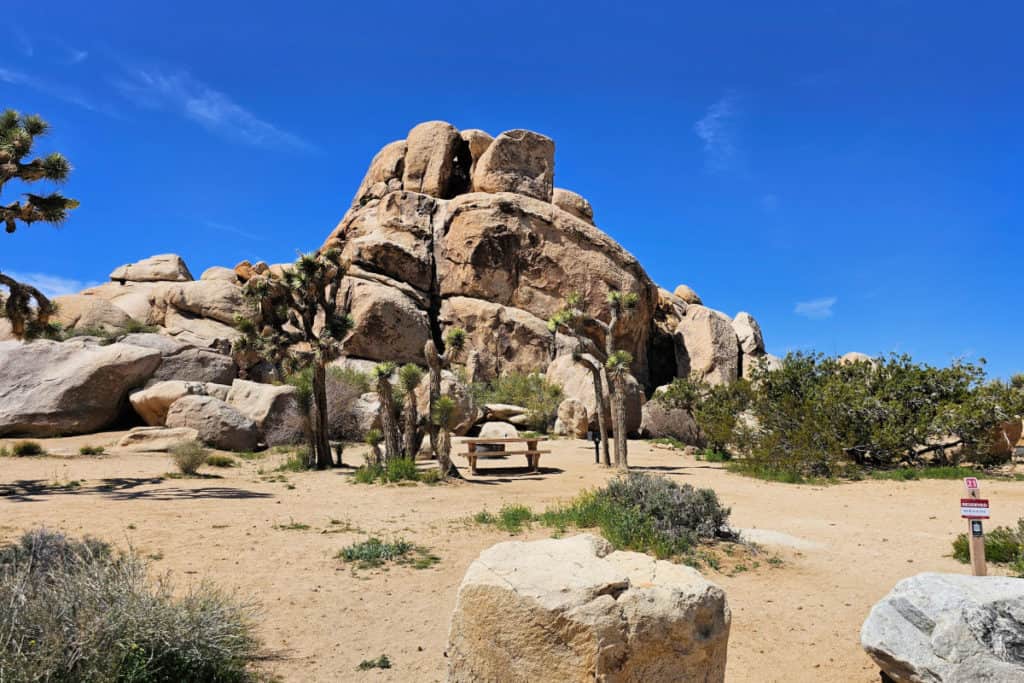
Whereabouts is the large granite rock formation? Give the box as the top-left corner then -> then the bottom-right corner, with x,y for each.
861,572 -> 1024,681
447,534 -> 731,682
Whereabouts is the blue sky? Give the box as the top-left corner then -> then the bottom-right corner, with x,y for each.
2,1 -> 1022,378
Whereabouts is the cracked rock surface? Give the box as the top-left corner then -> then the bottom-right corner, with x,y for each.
861,572 -> 1024,682
447,534 -> 730,682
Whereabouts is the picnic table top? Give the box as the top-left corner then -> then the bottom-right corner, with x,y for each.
461,437 -> 549,443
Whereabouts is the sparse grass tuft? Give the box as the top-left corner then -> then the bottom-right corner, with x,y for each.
869,466 -> 983,481
357,654 -> 392,671
338,537 -> 439,570
79,445 -> 105,456
274,519 -> 310,531
12,441 -> 45,457
205,454 -> 237,468
353,458 -> 440,485
170,440 -> 208,476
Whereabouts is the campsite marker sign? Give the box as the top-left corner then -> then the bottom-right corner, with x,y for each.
962,477 -> 987,576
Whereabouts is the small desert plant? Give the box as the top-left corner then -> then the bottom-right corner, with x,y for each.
78,444 -> 105,456
0,445 -> 9,457
170,440 -> 209,475
338,538 -> 414,568
206,454 -> 237,468
384,457 -> 419,482
12,440 -> 45,456
0,528 -> 262,681
353,463 -> 385,484
953,518 -> 1024,575
357,654 -> 392,671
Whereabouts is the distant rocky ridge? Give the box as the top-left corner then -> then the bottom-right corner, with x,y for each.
0,121 -> 783,442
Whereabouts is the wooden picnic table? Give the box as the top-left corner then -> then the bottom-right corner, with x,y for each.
458,437 -> 550,475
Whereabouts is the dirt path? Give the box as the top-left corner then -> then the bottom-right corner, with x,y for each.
2,434 -> 1021,682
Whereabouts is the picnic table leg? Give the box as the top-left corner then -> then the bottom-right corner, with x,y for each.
527,440 -> 539,472
468,443 -> 478,475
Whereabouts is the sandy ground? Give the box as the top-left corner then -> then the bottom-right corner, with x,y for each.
2,433 -> 1022,682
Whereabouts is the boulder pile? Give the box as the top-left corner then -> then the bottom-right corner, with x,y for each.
0,121 -> 778,444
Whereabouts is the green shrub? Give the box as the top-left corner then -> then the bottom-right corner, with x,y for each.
276,448 -> 312,472
12,441 -> 45,457
384,458 -> 419,483
0,445 -> 8,457
953,519 -> 1024,574
0,528 -> 261,681
357,654 -> 392,671
869,466 -> 982,481
78,445 -> 105,456
170,440 -> 208,475
206,454 -> 237,468
338,538 -> 415,568
472,372 -> 563,432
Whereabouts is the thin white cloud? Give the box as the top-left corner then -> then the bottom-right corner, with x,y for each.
205,220 -> 264,241
112,67 -> 313,152
2,271 -> 99,298
794,296 -> 837,320
0,65 -> 110,114
694,92 -> 740,172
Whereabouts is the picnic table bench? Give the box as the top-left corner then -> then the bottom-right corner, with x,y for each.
458,437 -> 550,474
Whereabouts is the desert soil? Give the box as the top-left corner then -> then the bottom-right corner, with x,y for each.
2,433 -> 1021,682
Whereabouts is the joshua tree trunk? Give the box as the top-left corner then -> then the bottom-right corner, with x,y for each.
424,340 -> 443,459
438,428 -> 453,478
584,360 -> 611,466
312,363 -> 332,469
610,373 -> 629,470
378,382 -> 401,462
402,398 -> 419,460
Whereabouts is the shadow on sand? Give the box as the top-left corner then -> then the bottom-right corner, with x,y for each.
0,477 -> 273,503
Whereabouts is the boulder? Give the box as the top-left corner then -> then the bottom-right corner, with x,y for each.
552,187 -> 594,224
77,281 -> 160,321
52,294 -> 133,332
414,370 -> 478,437
478,421 -> 518,439
546,354 -> 644,435
401,120 -> 461,198
482,404 -> 527,421
204,383 -> 231,401
130,380 -> 207,426
161,310 -> 240,348
673,284 -> 703,305
150,279 -> 244,325
641,386 -> 700,444
119,333 -> 237,385
165,395 -> 260,451
732,311 -> 764,355
448,534 -> 730,682
471,129 -> 554,201
555,398 -> 589,438
347,392 -> 382,439
116,426 -> 201,452
352,139 -> 406,206
674,306 -> 740,385
459,128 -> 493,177
339,277 -> 431,365
110,254 -> 192,283
861,572 -> 1024,682
226,379 -> 305,447
200,266 -> 238,282
840,351 -> 874,365
0,339 -> 161,437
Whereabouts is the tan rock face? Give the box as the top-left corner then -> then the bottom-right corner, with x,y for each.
552,187 -> 595,224
732,311 -> 765,355
52,294 -> 133,332
402,121 -> 463,198
674,305 -> 740,385
338,277 -> 431,364
200,266 -> 238,282
76,281 -> 160,321
447,534 -> 730,682
352,139 -> 406,206
130,380 -> 207,426
0,339 -> 161,437
471,129 -> 554,201
414,370 -> 477,436
440,296 -> 554,379
459,129 -> 493,177
116,426 -> 201,452
110,254 -> 192,283
150,280 -> 244,326
673,284 -> 703,305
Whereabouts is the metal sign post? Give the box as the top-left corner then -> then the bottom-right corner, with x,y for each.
961,477 -> 987,576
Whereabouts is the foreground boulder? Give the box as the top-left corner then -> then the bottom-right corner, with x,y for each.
119,333 -> 236,385
116,426 -> 201,452
861,572 -> 1024,681
448,534 -> 730,682
129,380 -> 207,426
165,395 -> 260,451
554,398 -> 589,438
0,340 -> 161,437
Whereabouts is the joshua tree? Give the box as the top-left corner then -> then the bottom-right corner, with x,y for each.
606,350 -> 634,470
372,362 -> 402,462
364,428 -> 383,466
424,327 -> 466,460
1,110 -> 79,338
549,290 -> 638,468
432,395 -> 458,479
398,363 -> 425,459
235,249 -> 352,469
